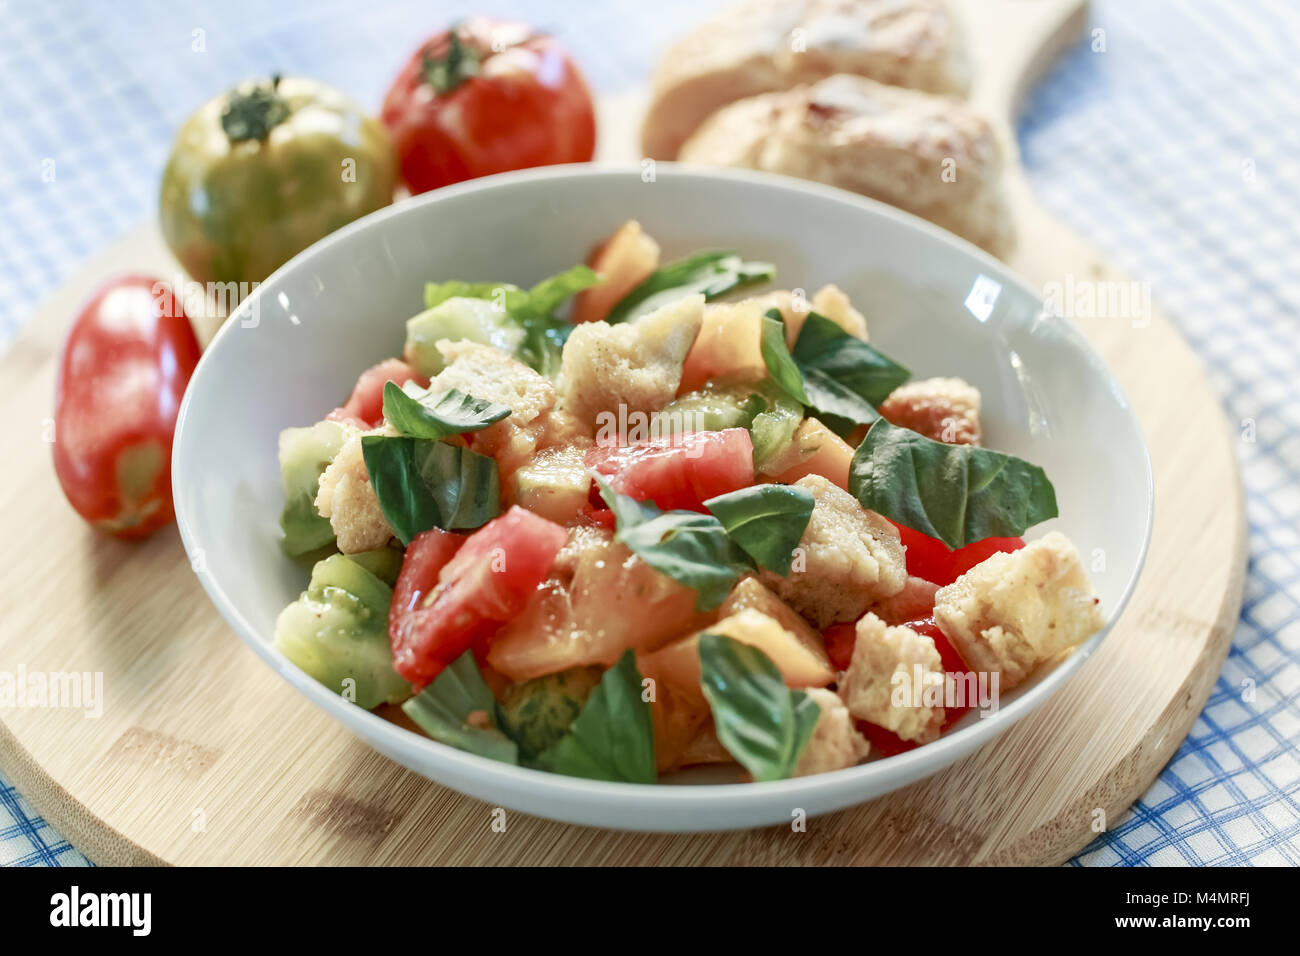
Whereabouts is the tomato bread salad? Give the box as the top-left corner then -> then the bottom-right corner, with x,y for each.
273,220 -> 1107,784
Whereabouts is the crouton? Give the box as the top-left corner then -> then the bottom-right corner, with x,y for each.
429,340 -> 559,475
793,687 -> 871,777
556,291 -> 702,426
879,376 -> 982,445
840,612 -> 945,743
759,474 -> 906,628
865,575 -> 939,626
933,532 -> 1106,688
557,294 -> 704,429
314,427 -> 395,554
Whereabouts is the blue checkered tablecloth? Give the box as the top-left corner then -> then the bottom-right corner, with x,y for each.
1,0 -> 1296,867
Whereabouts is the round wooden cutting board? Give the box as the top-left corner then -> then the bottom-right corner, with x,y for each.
0,0 -> 1245,866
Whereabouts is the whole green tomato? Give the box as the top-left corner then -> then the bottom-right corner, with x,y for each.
160,75 -> 396,290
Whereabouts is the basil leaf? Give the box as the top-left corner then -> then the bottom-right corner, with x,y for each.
597,474 -> 661,527
849,418 -> 1059,549
594,475 -> 751,611
703,484 -> 814,576
515,264 -> 603,320
425,266 -> 600,320
605,251 -> 775,324
402,650 -> 519,764
535,651 -> 657,783
748,387 -> 804,470
792,311 -> 910,434
514,316 -> 569,379
760,309 -> 809,404
362,436 -> 500,544
698,633 -> 820,782
506,265 -> 598,372
382,382 -> 511,440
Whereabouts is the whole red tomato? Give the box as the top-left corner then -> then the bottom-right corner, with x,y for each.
52,276 -> 201,539
381,18 -> 597,193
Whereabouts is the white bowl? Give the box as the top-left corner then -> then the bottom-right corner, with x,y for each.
173,165 -> 1153,831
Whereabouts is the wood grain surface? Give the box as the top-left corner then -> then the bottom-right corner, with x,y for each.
0,0 -> 1245,865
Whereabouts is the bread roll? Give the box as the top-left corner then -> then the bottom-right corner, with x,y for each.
678,73 -> 1014,256
641,0 -> 970,160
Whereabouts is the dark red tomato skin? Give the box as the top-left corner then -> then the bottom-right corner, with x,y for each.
586,428 -> 755,512
902,618 -> 971,686
389,509 -> 568,688
52,275 -> 200,539
856,720 -> 916,758
578,504 -> 617,531
330,358 -> 425,429
889,520 -> 1025,586
890,523 -> 952,584
823,622 -> 857,672
381,18 -> 597,194
945,535 -> 1027,580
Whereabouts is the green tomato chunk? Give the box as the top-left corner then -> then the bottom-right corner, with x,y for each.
496,667 -> 605,759
274,554 -> 411,709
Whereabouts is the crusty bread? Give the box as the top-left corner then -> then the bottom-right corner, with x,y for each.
934,532 -> 1107,689
840,612 -> 946,743
759,474 -> 906,628
793,688 -> 871,776
315,426 -> 393,554
879,376 -> 982,445
430,340 -> 559,476
679,73 -> 1014,255
642,0 -> 971,160
556,293 -> 704,430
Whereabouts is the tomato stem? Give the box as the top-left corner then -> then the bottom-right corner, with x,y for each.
220,76 -> 291,143
421,24 -> 480,95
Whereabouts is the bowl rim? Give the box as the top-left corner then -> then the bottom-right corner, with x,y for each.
172,162 -> 1155,816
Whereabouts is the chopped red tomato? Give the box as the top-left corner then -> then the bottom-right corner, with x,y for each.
333,358 -> 427,428
389,508 -> 567,688
903,617 -> 971,680
586,428 -> 754,511
855,721 -> 916,759
946,535 -> 1026,580
889,520 -> 1025,586
853,617 -> 975,758
823,622 -> 857,672
389,528 -> 465,684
